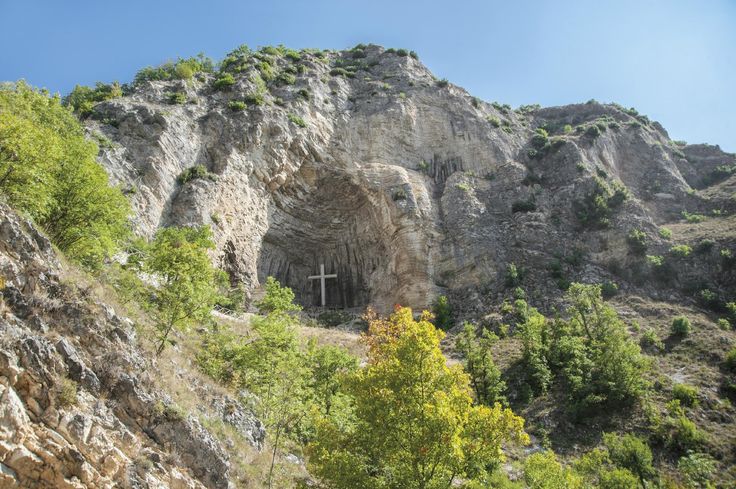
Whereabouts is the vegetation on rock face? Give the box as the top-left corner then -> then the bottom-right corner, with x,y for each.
0,81 -> 130,270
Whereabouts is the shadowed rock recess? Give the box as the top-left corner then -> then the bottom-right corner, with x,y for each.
89,44 -> 735,311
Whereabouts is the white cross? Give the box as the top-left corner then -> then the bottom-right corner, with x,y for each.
308,264 -> 338,307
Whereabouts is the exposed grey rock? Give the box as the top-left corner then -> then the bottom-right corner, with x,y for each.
90,44 -> 735,313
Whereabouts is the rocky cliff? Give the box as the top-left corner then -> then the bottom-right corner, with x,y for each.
87,44 -> 735,313
0,202 -> 264,488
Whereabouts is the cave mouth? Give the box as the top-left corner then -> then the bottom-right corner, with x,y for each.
256,170 -> 388,309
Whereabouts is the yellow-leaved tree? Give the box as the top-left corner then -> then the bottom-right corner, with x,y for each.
308,306 -> 529,489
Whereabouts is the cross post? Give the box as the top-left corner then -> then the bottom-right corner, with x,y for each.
308,263 -> 338,307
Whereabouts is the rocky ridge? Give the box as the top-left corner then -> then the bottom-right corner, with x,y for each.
88,44 -> 736,312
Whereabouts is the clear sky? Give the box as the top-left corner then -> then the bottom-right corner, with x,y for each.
1,0 -> 733,151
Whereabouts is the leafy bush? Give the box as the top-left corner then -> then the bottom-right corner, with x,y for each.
726,347 -> 736,372
601,281 -> 619,298
275,71 -> 296,85
682,210 -> 706,223
287,113 -> 307,128
436,78 -> 449,87
603,433 -> 655,483
487,116 -> 501,127
166,91 -> 187,104
658,227 -> 673,240
627,229 -> 648,255
575,177 -> 628,228
255,276 -> 302,315
531,128 -> 549,149
651,401 -> 706,452
671,316 -> 692,336
0,82 -> 130,269
178,164 -> 215,184
678,452 -> 716,488
64,81 -> 123,116
640,329 -> 664,352
134,53 -> 214,84
431,295 -> 453,330
57,378 -> 78,407
586,125 -> 602,138
213,73 -> 236,91
228,100 -> 246,111
672,383 -> 699,407
670,244 -> 692,257
505,263 -> 524,287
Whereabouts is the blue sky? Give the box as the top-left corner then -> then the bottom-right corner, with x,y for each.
1,0 -> 734,151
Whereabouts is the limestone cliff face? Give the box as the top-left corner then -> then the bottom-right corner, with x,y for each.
88,44 -> 736,311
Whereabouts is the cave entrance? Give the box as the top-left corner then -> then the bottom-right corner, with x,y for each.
256,168 -> 387,310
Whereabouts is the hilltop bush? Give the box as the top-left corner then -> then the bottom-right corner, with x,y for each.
0,81 -> 130,270
575,177 -> 628,228
627,229 -> 648,255
64,81 -> 123,116
134,53 -> 214,84
177,164 -> 215,184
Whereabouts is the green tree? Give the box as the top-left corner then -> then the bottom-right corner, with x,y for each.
306,341 -> 358,416
431,295 -> 453,330
0,81 -> 130,269
145,225 -> 225,355
455,322 -> 507,405
256,276 -> 302,314
603,433 -> 655,485
307,306 -> 529,488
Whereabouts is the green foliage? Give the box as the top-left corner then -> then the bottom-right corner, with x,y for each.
678,452 -> 716,488
659,227 -> 673,240
601,281 -> 619,299
603,433 -> 655,483
575,177 -> 628,228
670,244 -> 692,257
682,211 -> 706,223
307,307 -> 529,488
436,78 -> 449,87
227,100 -> 246,111
456,323 -> 507,405
586,125 -> 602,138
166,91 -> 187,104
524,451 -> 583,489
725,347 -> 736,372
213,73 -> 236,91
145,225 -> 226,354
0,81 -> 130,270
487,115 -> 502,127
64,81 -> 123,116
255,276 -> 302,315
505,262 -> 524,287
306,342 -> 358,416
518,284 -> 649,411
431,295 -> 453,331
134,53 -> 213,84
287,113 -> 307,128
627,229 -> 648,255
672,384 -> 699,407
640,329 -> 664,352
651,401 -> 706,453
177,164 -> 215,184
672,316 -> 692,336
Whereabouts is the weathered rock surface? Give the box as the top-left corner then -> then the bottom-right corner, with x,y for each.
89,44 -> 735,312
0,203 -> 260,488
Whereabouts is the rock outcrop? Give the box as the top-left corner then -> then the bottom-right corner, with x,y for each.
0,203 -> 263,488
88,44 -> 735,312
